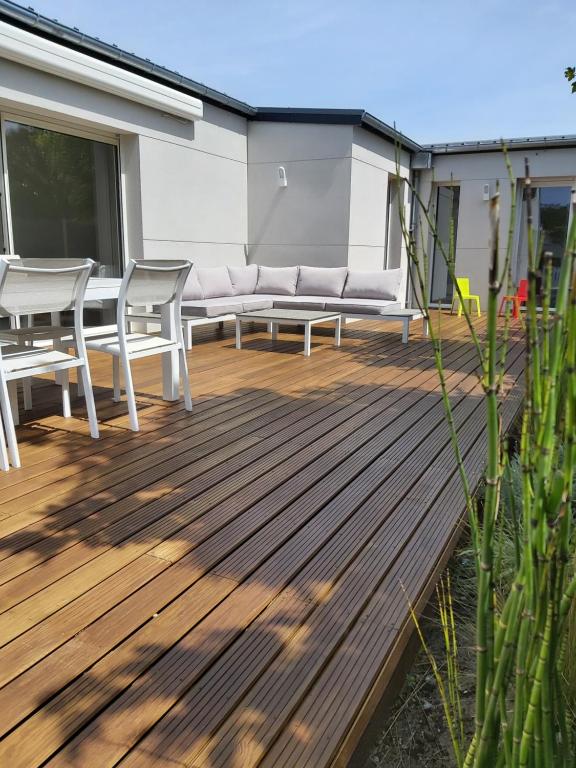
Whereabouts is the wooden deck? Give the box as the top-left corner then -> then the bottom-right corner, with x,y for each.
0,314 -> 524,768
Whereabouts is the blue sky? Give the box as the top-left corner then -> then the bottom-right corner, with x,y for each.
28,0 -> 576,143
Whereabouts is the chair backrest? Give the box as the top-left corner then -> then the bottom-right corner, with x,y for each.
120,260 -> 193,309
456,277 -> 470,296
517,279 -> 529,299
0,258 -> 94,317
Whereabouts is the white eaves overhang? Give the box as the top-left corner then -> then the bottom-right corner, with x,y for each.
0,20 -> 203,122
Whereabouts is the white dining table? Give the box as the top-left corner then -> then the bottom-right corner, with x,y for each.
86,277 -> 181,402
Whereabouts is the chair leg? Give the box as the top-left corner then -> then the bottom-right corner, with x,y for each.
0,412 -> 9,471
7,379 -> 19,426
113,356 -> 121,402
178,347 -> 193,412
77,372 -> 85,398
476,298 -> 481,317
0,375 -> 20,469
22,378 -> 32,411
498,298 -> 506,316
121,357 -> 139,432
457,298 -> 463,318
61,369 -> 71,418
79,363 -> 99,439
183,323 -> 193,351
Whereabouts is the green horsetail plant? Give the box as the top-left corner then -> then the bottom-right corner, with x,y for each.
393,146 -> 576,767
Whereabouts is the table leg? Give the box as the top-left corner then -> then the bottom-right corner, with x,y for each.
304,323 -> 311,356
334,317 -> 341,347
422,317 -> 429,337
402,319 -> 409,344
235,317 -> 242,349
160,303 -> 179,401
271,322 -> 278,342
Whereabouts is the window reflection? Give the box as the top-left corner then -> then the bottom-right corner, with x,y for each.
4,121 -> 122,276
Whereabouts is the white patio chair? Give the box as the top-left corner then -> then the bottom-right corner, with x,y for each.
84,259 -> 193,432
0,258 -> 99,470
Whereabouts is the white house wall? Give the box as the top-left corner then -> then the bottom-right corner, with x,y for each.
349,127 -> 411,299
247,122 -> 353,266
419,148 -> 576,308
0,57 -> 249,267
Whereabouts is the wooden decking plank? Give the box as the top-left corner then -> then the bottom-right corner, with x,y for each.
268,383 -> 525,768
0,327 -> 433,538
0,336 -> 481,694
0,317 -> 525,768
0,332 -> 472,622
0,323 -> 395,499
37,340 -> 524,768
146,352 -> 524,768
0,332 -> 492,760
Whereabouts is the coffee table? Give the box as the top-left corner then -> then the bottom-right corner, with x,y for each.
235,309 -> 342,356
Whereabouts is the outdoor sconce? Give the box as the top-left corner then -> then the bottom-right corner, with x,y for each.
482,183 -> 490,201
278,166 -> 288,188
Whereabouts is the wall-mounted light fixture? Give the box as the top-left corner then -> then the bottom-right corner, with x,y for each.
278,166 -> 288,188
482,182 -> 491,201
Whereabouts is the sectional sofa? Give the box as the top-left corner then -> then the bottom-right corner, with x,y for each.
127,264 -> 407,348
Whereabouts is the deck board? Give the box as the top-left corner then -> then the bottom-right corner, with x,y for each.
0,315 -> 524,767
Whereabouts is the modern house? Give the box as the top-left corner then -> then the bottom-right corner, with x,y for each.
0,2 -> 574,311
0,5 -> 540,767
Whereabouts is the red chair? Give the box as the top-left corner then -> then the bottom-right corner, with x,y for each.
499,279 -> 528,319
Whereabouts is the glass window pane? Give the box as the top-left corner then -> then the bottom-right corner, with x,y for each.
431,186 -> 459,304
516,185 -> 571,307
4,121 -> 122,276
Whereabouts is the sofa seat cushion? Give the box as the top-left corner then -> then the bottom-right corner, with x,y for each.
228,264 -> 258,295
196,266 -> 234,298
325,299 -> 402,316
343,268 -> 402,301
272,295 -> 327,310
296,266 -> 348,298
234,295 -> 274,311
255,266 -> 299,296
181,298 -> 243,318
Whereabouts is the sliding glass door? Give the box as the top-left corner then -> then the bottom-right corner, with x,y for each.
430,185 -> 460,305
1,119 -> 122,276
516,185 -> 572,307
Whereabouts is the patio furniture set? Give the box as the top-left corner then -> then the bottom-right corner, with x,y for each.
0,259 -> 427,471
129,263 -> 427,351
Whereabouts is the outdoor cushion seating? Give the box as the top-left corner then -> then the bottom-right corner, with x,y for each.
181,297 -> 244,317
343,268 -> 402,301
273,296 -> 328,310
324,298 -> 402,315
296,266 -> 348,298
182,268 -> 204,300
151,264 -> 409,347
255,266 -> 299,295
196,266 -> 234,298
228,264 -> 258,295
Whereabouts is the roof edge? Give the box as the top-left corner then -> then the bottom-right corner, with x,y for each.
425,134 -> 576,154
0,0 -> 256,117
252,108 -> 421,152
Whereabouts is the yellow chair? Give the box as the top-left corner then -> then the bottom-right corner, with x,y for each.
451,277 -> 481,317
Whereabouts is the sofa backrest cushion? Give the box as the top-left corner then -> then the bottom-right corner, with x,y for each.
182,267 -> 204,301
343,268 -> 403,301
228,264 -> 258,295
296,266 -> 348,298
255,266 -> 299,296
196,266 -> 234,299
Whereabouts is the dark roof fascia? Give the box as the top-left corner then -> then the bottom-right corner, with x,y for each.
0,0 -> 256,117
252,108 -> 422,152
425,135 -> 576,155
